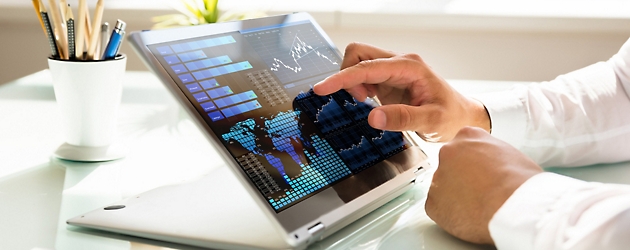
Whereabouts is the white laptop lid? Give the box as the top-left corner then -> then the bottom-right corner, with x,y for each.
68,12 -> 428,248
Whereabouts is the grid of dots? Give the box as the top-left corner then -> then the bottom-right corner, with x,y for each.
247,70 -> 290,107
264,111 -> 305,166
238,153 -> 281,197
222,119 -> 258,152
305,135 -> 351,183
269,135 -> 351,210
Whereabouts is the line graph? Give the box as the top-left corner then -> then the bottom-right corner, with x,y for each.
244,24 -> 341,84
270,35 -> 338,73
327,129 -> 382,172
298,92 -> 353,133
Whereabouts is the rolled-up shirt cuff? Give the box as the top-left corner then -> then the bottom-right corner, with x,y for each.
488,172 -> 587,250
473,87 -> 528,150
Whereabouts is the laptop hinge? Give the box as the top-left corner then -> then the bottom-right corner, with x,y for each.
307,222 -> 325,241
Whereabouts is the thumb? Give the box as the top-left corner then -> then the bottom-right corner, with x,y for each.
368,104 -> 426,132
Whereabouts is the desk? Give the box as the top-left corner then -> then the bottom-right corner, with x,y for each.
1,71 -> 629,250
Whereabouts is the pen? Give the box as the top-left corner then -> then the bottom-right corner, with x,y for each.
66,4 -> 75,60
38,0 -> 60,58
103,20 -> 126,60
101,22 -> 110,57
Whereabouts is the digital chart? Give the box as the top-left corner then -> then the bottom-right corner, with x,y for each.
295,89 -> 408,172
245,26 -> 340,84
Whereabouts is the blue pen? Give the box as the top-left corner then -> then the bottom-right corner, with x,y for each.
102,19 -> 126,60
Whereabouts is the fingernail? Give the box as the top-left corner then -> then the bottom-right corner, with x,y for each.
315,77 -> 329,86
372,109 -> 386,129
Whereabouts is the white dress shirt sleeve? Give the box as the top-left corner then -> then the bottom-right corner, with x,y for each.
476,38 -> 630,167
474,38 -> 630,250
489,173 -> 630,250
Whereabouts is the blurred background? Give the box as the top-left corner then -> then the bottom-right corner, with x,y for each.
2,0 -> 629,84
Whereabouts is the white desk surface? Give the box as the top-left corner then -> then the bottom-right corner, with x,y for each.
1,71 -> 629,250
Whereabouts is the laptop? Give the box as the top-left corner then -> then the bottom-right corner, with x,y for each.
68,12 -> 430,249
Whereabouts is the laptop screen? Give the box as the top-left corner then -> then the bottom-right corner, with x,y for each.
146,20 -> 410,212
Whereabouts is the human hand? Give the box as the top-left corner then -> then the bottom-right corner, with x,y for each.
313,43 -> 490,142
425,127 -> 543,244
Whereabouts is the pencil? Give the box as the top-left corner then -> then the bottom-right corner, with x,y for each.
84,0 -> 92,46
58,0 -> 67,24
66,4 -> 75,60
87,0 -> 104,60
38,0 -> 59,58
76,0 -> 86,59
47,0 -> 68,59
31,0 -> 47,36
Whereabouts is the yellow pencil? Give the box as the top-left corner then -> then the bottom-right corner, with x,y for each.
86,0 -> 104,60
31,0 -> 47,36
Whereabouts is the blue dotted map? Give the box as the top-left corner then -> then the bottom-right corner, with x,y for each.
222,89 -> 408,211
222,110 -> 351,210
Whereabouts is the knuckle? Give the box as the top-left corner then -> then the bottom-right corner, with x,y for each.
355,59 -> 374,70
457,126 -> 482,138
402,53 -> 423,62
344,42 -> 364,55
397,106 -> 413,130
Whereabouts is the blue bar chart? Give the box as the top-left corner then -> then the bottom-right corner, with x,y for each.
177,50 -> 208,62
185,55 -> 232,71
155,34 -> 260,122
191,61 -> 253,81
214,90 -> 258,108
221,100 -> 262,118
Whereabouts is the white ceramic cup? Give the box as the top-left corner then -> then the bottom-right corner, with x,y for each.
48,55 -> 127,161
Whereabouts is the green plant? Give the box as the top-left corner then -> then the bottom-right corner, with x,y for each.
152,0 -> 266,29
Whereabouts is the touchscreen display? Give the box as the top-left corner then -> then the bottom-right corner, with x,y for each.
148,21 -> 409,212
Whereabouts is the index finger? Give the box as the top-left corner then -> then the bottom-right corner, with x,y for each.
341,42 -> 398,70
313,58 -> 429,97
